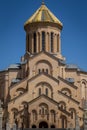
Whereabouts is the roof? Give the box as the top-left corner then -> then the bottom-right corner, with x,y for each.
66,64 -> 79,69
8,63 -> 21,69
66,64 -> 87,73
24,3 -> 63,29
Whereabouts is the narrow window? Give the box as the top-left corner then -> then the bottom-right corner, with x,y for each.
42,107 -> 44,115
38,69 -> 41,74
39,88 -> 41,96
51,32 -> 53,52
71,111 -> 73,119
46,88 -> 48,96
33,32 -> 36,53
39,109 -> 41,114
42,31 -> 45,51
42,69 -> 45,72
57,34 -> 59,52
46,69 -> 48,74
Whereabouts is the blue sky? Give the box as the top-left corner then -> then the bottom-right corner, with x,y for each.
0,0 -> 87,71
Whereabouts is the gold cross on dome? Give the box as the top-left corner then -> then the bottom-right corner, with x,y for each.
42,0 -> 45,4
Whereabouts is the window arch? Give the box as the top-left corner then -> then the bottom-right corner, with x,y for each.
34,60 -> 53,75
42,31 -> 45,51
11,108 -> 18,119
60,115 -> 67,128
32,110 -> 37,121
50,110 -> 56,122
81,81 -> 86,99
39,103 -> 48,116
61,88 -> 71,96
59,101 -> 66,110
69,108 -> 76,119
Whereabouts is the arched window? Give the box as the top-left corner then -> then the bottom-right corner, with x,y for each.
32,110 -> 37,121
11,108 -> 18,120
38,88 -> 41,96
50,110 -> 56,122
42,31 -> 45,51
46,69 -> 48,74
39,103 -> 48,116
46,88 -> 48,96
59,101 -> 66,110
42,68 -> 45,72
61,88 -> 71,96
61,115 -> 67,128
33,32 -> 36,53
82,82 -> 86,99
38,69 -> 41,74
50,32 -> 54,52
69,108 -> 76,119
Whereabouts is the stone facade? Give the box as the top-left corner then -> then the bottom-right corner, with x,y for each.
0,2 -> 87,129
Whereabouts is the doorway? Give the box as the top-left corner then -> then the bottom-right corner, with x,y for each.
39,121 -> 48,128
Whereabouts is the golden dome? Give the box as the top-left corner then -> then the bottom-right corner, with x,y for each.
24,3 -> 63,29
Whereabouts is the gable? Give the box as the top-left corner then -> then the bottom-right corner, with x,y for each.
28,94 -> 70,116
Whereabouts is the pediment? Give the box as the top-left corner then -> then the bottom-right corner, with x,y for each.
28,94 -> 59,106
28,94 -> 70,116
28,73 -> 59,84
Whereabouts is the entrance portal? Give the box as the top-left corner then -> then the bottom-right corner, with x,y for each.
39,121 -> 48,128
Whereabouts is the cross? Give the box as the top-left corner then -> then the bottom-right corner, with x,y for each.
42,0 -> 45,4
0,100 -> 3,108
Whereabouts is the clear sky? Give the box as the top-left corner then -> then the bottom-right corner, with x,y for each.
0,0 -> 87,71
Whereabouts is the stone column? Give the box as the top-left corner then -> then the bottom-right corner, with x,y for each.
0,100 -> 3,130
75,114 -> 80,130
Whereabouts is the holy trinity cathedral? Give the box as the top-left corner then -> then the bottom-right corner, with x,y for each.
0,2 -> 87,129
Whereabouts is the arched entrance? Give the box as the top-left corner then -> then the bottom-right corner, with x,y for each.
51,125 -> 55,128
32,125 -> 36,128
39,121 -> 48,128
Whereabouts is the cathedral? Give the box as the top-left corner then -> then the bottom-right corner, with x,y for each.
0,2 -> 87,129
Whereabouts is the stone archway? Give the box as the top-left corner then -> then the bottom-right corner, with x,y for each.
51,125 -> 55,128
39,121 -> 48,128
32,125 -> 36,128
